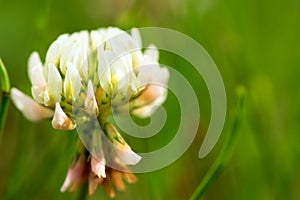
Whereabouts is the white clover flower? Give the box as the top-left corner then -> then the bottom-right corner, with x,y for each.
10,27 -> 169,197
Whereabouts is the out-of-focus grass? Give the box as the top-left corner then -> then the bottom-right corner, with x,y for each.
0,0 -> 299,199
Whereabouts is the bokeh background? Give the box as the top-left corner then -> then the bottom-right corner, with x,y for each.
0,0 -> 300,199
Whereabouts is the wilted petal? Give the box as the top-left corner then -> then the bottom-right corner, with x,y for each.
85,80 -> 98,115
110,170 -> 125,191
88,173 -> 103,196
102,178 -> 116,198
64,62 -> 82,101
47,63 -> 62,103
60,155 -> 88,192
10,88 -> 53,121
52,103 -> 75,130
28,52 -> 46,88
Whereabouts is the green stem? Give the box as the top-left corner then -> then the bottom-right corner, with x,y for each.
0,58 -> 11,144
77,182 -> 89,200
189,86 -> 246,200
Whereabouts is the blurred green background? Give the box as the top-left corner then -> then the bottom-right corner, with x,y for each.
0,0 -> 300,199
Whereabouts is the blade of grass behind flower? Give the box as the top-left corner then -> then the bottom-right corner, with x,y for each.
0,58 -> 10,145
189,86 -> 246,200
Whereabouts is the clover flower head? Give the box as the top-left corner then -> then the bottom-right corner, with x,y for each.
11,27 -> 169,197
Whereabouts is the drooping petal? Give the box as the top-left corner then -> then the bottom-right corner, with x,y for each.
110,170 -> 126,191
102,177 -> 116,198
84,80 -> 98,115
64,62 -> 82,101
106,123 -> 142,165
115,147 -> 142,166
60,155 -> 88,192
91,155 -> 106,178
88,172 -> 103,196
52,103 -> 76,130
47,63 -> 62,103
10,88 -> 53,121
28,52 -> 47,88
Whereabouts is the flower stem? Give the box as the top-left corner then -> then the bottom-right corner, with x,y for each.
77,182 -> 89,200
0,58 -> 10,145
189,86 -> 246,200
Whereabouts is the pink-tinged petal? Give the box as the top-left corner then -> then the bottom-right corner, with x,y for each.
85,80 -> 98,115
52,103 -> 75,130
115,147 -> 142,165
134,85 -> 165,107
60,155 -> 88,192
10,88 -> 53,122
132,87 -> 168,118
91,155 -> 106,178
28,52 -> 46,88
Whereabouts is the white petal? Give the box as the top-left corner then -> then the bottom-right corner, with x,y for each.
31,86 -> 44,104
45,34 -> 69,67
43,90 -> 51,107
98,50 -> 112,94
52,103 -> 75,130
84,80 -> 98,115
47,63 -> 62,103
144,44 -> 159,61
131,28 -> 142,48
64,62 -> 82,101
137,62 -> 169,86
11,88 -> 53,121
154,67 -> 169,86
28,52 -> 46,88
90,30 -> 103,50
